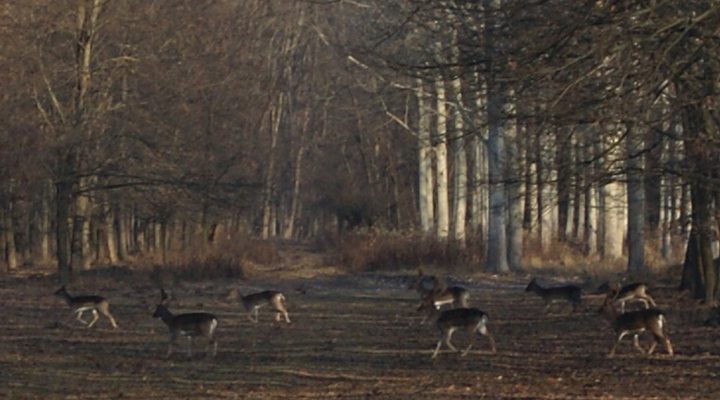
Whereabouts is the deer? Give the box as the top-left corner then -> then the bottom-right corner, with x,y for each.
525,278 -> 582,313
54,286 -> 118,329
429,307 -> 496,359
598,291 -> 673,357
228,288 -> 290,323
152,289 -> 219,358
597,282 -> 657,313
417,283 -> 470,324
408,269 -> 442,300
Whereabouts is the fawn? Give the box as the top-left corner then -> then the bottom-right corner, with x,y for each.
54,286 -> 118,329
152,289 -> 218,358
525,278 -> 582,313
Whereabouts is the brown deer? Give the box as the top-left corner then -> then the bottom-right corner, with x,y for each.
598,292 -> 673,357
598,282 -> 657,313
228,288 -> 290,323
417,282 -> 470,324
525,278 -> 582,313
430,307 -> 496,359
54,286 -> 118,329
152,289 -> 219,358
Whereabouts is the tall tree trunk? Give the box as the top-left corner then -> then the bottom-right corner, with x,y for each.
626,126 -> 646,274
417,80 -> 435,234
556,130 -> 571,242
3,202 -> 18,271
56,180 -> 73,284
470,75 -> 487,242
39,181 -> 52,263
435,79 -> 450,239
505,91 -> 522,271
261,95 -> 283,239
104,197 -> 119,264
451,77 -> 467,246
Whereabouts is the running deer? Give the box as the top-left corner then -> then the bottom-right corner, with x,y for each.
152,289 -> 218,358
417,283 -> 470,324
598,292 -> 673,357
228,289 -> 290,323
525,278 -> 582,313
598,282 -> 657,313
54,286 -> 118,329
430,307 -> 496,359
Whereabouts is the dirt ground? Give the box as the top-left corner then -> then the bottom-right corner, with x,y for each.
2,250 -> 720,399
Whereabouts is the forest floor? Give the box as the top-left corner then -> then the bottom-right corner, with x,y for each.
2,243 -> 720,399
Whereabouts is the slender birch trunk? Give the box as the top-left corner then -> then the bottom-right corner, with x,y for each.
261,94 -> 283,239
451,75 -> 467,245
435,79 -> 450,239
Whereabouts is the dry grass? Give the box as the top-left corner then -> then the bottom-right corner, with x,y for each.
329,232 -> 476,272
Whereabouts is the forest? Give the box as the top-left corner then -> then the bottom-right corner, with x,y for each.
3,0 -> 717,298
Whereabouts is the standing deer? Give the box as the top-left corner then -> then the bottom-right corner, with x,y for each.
152,289 -> 218,358
598,292 -> 673,357
54,286 -> 118,329
525,278 -> 582,313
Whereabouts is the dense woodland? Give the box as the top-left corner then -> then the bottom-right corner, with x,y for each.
1,1 -> 719,301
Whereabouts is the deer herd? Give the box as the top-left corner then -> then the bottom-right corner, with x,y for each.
53,269 -> 676,360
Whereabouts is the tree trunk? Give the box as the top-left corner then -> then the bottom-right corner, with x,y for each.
451,77 -> 467,246
471,74 -> 487,242
556,130 -> 571,242
417,79 -> 435,234
3,203 -> 18,271
56,180 -> 73,284
261,95 -> 283,239
435,79 -> 450,239
505,91 -> 522,271
626,126 -> 646,274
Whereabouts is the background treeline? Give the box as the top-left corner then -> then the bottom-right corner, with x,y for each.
1,1 -> 719,301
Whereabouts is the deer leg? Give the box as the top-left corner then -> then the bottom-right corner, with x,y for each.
87,310 -> 100,328
482,328 -> 497,354
75,310 -> 89,325
444,328 -> 458,352
99,304 -> 118,328
186,336 -> 193,358
543,302 -> 553,314
461,327 -> 476,357
432,340 -> 443,359
209,339 -> 218,358
640,295 -> 656,308
663,337 -> 674,356
610,331 -> 630,357
632,334 -> 646,354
